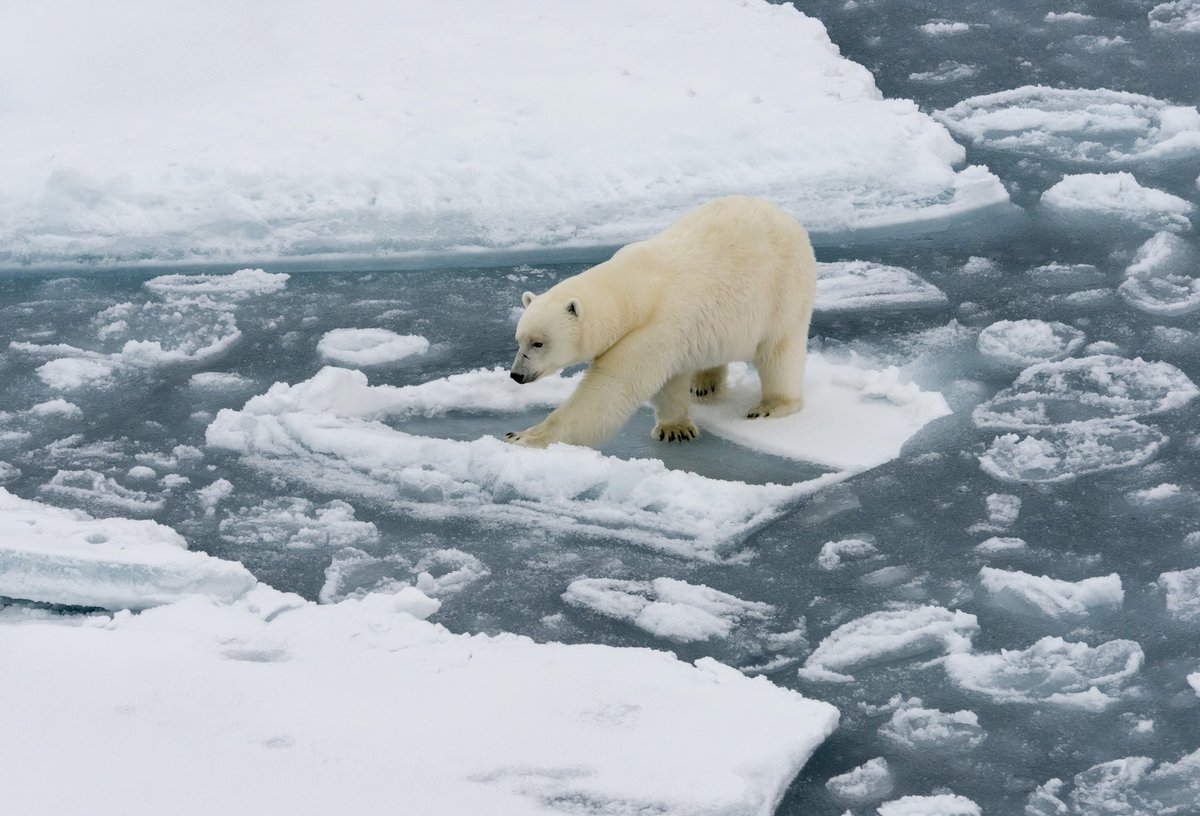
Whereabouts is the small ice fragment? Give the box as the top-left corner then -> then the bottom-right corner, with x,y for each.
817,537 -> 879,570
876,793 -> 981,816
1027,262 -> 1106,291
968,493 -> 1021,533
1157,567 -> 1200,622
1045,11 -> 1095,22
825,757 -> 893,805
908,62 -> 977,83
1119,232 -> 1200,316
219,497 -> 380,551
816,261 -> 947,313
1041,173 -> 1194,233
974,536 -> 1028,555
196,478 -> 234,518
40,469 -> 164,516
977,319 -> 1086,368
1027,748 -> 1200,815
804,605 -> 977,678
28,399 -> 83,418
920,20 -> 971,35
189,371 -> 254,389
144,268 -> 290,300
880,698 -> 986,751
1127,482 -> 1182,504
126,466 -> 157,481
1149,0 -> 1200,33
979,567 -> 1123,620
980,420 -> 1167,483
316,328 -> 430,366
1187,673 -> 1200,696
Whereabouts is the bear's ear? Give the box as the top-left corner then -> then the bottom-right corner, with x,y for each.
522,291 -> 536,308
566,298 -> 580,318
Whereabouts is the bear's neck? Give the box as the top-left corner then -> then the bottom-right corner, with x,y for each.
568,257 -> 654,360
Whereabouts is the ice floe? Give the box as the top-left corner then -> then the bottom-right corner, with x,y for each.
1027,262 -> 1107,291
319,546 -> 489,603
879,697 -> 986,752
969,493 -> 1021,533
826,757 -> 894,806
562,577 -> 774,644
979,420 -> 1168,483
877,793 -> 981,816
0,487 -> 254,610
1040,172 -> 1195,233
0,584 -> 840,816
934,87 -> 1200,165
909,62 -> 978,84
1026,748 -> 1200,816
1119,232 -> 1200,317
979,567 -> 1123,621
40,469 -> 165,516
815,261 -> 948,313
1157,567 -> 1200,622
144,268 -> 289,300
1149,0 -> 1200,33
976,319 -> 1086,368
973,355 -> 1198,430
316,328 -> 430,367
0,0 -> 1009,267
218,498 -> 380,551
802,605 -> 978,682
974,536 -> 1029,555
817,537 -> 880,570
944,636 -> 1144,710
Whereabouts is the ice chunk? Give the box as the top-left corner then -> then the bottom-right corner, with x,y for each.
0,487 -> 254,609
976,319 -> 1086,368
0,462 -> 19,484
195,478 -> 233,518
979,567 -> 1123,621
980,420 -> 1167,483
920,20 -> 971,36
1046,12 -> 1095,23
968,493 -> 1021,533
189,371 -> 254,389
974,536 -> 1028,555
563,577 -> 774,644
319,546 -> 488,603
825,757 -> 893,805
877,793 -> 981,816
909,62 -> 978,84
803,605 -> 978,680
935,87 -> 1200,164
1119,232 -> 1200,317
1149,0 -> 1200,33
879,698 -> 986,751
1157,567 -> 1200,622
414,549 -> 490,598
218,498 -> 380,551
973,355 -> 1198,430
816,261 -> 948,313
40,469 -> 165,516
144,268 -> 289,300
1026,749 -> 1200,815
817,537 -> 880,570
316,328 -> 430,367
0,585 -> 839,816
1027,262 -> 1107,291
1127,482 -> 1182,504
1041,173 -> 1195,233
944,636 -> 1144,710
1188,673 -> 1200,696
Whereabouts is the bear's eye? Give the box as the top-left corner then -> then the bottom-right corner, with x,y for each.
531,341 -> 544,349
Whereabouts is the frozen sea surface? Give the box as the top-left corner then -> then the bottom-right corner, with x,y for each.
1,1 -> 1200,814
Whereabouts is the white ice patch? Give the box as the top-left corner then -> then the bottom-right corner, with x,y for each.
973,355 -> 1198,430
0,585 -> 840,816
1040,172 -> 1195,233
40,469 -> 165,516
316,328 -> 430,367
1127,482 -> 1183,504
825,757 -> 894,806
1157,567 -> 1200,622
802,605 -> 978,681
1119,232 -> 1200,317
563,577 -> 774,644
189,371 -> 254,389
979,567 -> 1123,621
1027,262 -> 1107,291
879,697 -> 986,752
920,20 -> 971,36
144,269 -> 289,300
976,319 -> 1086,368
319,546 -> 489,603
968,493 -> 1021,533
0,487 -> 254,609
877,794 -> 981,816
934,87 -> 1200,165
980,419 -> 1168,483
815,261 -> 947,313
909,62 -> 978,84
1026,749 -> 1200,816
0,0 -> 1009,267
817,537 -> 880,570
974,536 -> 1029,555
944,636 -> 1144,710
1149,0 -> 1200,33
219,498 -> 380,551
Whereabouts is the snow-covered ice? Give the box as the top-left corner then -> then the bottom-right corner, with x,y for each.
218,498 -> 380,551
1149,0 -> 1200,33
979,419 -> 1168,483
815,261 -> 948,313
817,537 -> 880,570
968,493 -> 1021,533
979,567 -> 1123,621
144,269 -> 290,300
1026,749 -> 1200,815
825,757 -> 894,806
879,698 -> 986,752
1040,172 -> 1195,233
1027,262 -> 1107,291
1119,232 -> 1200,317
1157,567 -> 1200,622
316,328 -> 430,367
976,319 -> 1086,368
876,793 -> 981,816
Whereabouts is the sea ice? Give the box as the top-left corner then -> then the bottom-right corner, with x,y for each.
908,62 -> 978,84
876,794 -> 981,816
973,355 -> 1198,430
1127,482 -> 1183,504
144,268 -> 290,300
802,605 -> 978,681
1027,262 -> 1107,291
974,537 -> 1029,555
40,468 -> 165,516
825,757 -> 894,806
0,487 -> 255,610
944,636 -> 1144,710
1040,172 -> 1195,233
562,577 -> 774,643
316,328 -> 430,367
1119,232 -> 1200,317
218,498 -> 380,551
979,420 -> 1168,483
1149,0 -> 1200,33
934,87 -> 1200,165
920,20 -> 971,36
979,567 -> 1123,621
1157,567 -> 1200,622
1026,749 -> 1200,815
976,319 -> 1086,368
879,697 -> 986,751
319,546 -> 488,603
815,261 -> 948,313
968,493 -> 1021,533
817,537 -> 880,570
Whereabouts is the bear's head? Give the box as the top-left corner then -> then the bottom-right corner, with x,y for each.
510,290 -> 582,384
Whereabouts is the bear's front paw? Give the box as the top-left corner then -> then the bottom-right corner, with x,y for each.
505,429 -> 550,448
746,396 -> 805,420
653,421 -> 699,443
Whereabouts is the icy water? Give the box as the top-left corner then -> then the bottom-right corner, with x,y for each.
3,1 -> 1200,814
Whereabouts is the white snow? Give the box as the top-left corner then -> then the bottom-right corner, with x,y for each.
0,584 -> 839,816
562,577 -> 774,643
877,793 -> 981,816
316,328 -> 430,367
980,419 -> 1168,483
1040,173 -> 1195,233
944,636 -> 1144,710
219,497 -> 380,551
934,87 -> 1200,165
976,319 -> 1086,368
818,537 -> 880,570
1149,0 -> 1200,33
803,606 -> 978,681
979,567 -> 1123,621
1119,232 -> 1200,317
1157,567 -> 1200,622
1026,749 -> 1200,815
0,0 -> 1008,267
0,487 -> 254,610
816,261 -> 948,313
826,757 -> 894,806
879,698 -> 986,751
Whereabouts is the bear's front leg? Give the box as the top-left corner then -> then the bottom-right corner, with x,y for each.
651,373 -> 699,442
504,425 -> 554,448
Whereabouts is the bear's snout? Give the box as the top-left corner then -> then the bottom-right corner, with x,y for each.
510,370 -> 529,384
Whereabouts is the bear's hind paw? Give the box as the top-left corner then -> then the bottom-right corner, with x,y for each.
653,421 -> 699,443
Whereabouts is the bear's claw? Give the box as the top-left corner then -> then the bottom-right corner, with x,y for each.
653,423 -> 699,443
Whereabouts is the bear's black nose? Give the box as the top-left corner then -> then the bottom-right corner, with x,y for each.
510,371 -> 526,384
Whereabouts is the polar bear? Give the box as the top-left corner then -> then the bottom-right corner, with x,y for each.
505,195 -> 817,448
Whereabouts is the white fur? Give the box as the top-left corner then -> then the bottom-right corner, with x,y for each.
507,196 -> 817,448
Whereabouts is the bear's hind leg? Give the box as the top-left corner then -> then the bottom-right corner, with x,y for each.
690,365 -> 727,400
652,373 -> 700,442
748,336 -> 807,419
